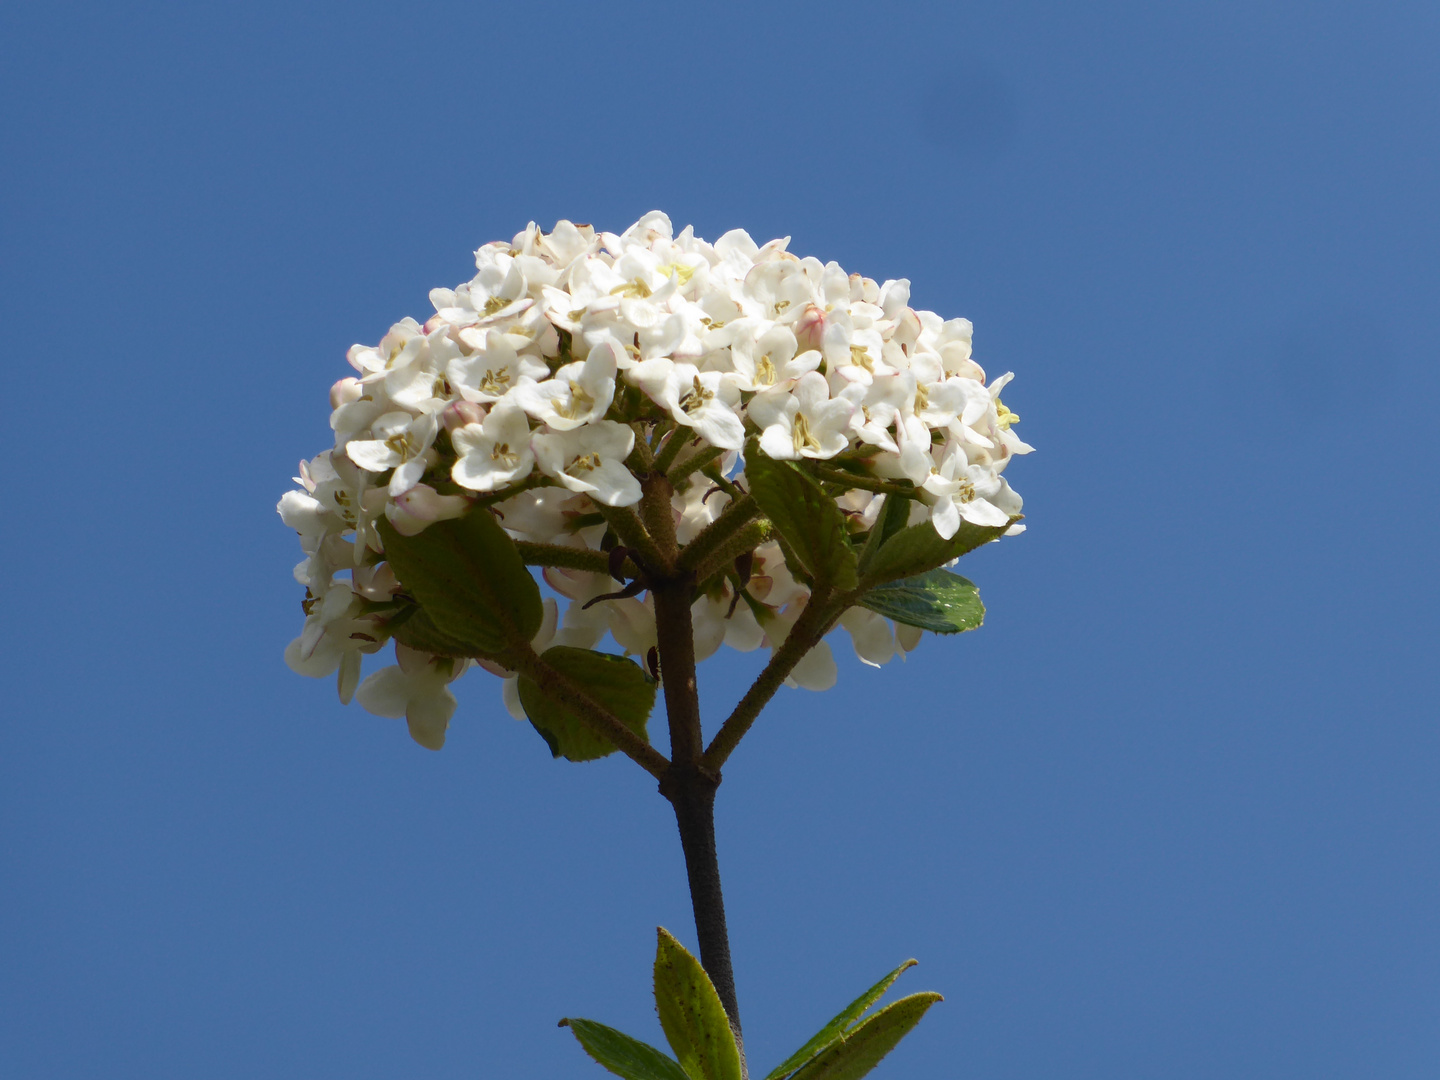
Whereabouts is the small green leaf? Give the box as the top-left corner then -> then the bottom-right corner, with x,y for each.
763,960 -> 917,1080
745,449 -> 858,591
862,518 -> 1012,585
560,1018 -> 691,1080
860,568 -> 984,634
653,928 -> 742,1080
376,509 -> 543,657
788,993 -> 943,1080
518,647 -> 657,762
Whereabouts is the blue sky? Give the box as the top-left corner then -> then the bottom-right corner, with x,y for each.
2,1 -> 1437,1077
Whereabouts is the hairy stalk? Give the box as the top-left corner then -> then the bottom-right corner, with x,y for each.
803,463 -> 917,497
690,519 -> 771,591
594,504 -> 667,571
515,541 -> 642,578
678,495 -> 761,573
702,593 -> 845,772
652,429 -> 693,477
668,443 -> 728,487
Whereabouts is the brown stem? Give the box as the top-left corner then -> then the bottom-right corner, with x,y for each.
650,522 -> 748,1075
661,765 -> 747,1077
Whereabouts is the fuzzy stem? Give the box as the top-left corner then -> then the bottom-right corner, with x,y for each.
702,593 -> 844,772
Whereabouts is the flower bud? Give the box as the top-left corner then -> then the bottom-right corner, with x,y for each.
793,303 -> 827,353
386,483 -> 469,536
330,377 -> 364,409
442,400 -> 486,432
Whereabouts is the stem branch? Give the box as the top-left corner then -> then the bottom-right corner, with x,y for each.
702,594 -> 845,772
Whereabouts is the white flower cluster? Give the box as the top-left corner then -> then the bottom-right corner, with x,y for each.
278,212 -> 1030,745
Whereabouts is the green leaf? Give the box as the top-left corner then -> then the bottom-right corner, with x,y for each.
859,569 -> 984,634
855,494 -> 914,578
745,449 -> 858,592
653,928 -> 742,1080
763,960 -> 917,1080
518,647 -> 657,762
560,1018 -> 691,1080
788,993 -> 943,1080
376,509 -> 543,657
861,518 -> 1012,585
387,605 -> 481,658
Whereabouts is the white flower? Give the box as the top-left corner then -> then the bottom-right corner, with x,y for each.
511,341 -> 619,430
728,324 -> 821,393
448,328 -> 549,404
922,443 -> 1014,539
344,410 -> 440,497
750,371 -> 855,460
839,607 -> 899,668
633,359 -> 745,450
354,645 -> 465,750
532,420 -> 642,506
451,404 -> 536,492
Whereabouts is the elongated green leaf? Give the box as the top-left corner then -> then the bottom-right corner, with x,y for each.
789,993 -> 942,1080
376,509 -> 542,657
860,568 -> 984,634
745,450 -> 858,591
518,646 -> 656,761
862,517 -> 1012,585
763,960 -> 917,1080
560,1018 -> 691,1080
653,928 -> 742,1080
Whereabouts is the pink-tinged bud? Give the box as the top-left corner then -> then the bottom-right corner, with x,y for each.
352,561 -> 399,601
442,400 -> 486,432
422,314 -> 446,334
330,377 -> 364,409
794,303 -> 827,352
386,484 -> 470,536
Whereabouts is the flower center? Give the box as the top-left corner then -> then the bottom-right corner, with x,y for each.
555,381 -> 595,421
849,345 -> 874,373
482,295 -> 510,316
995,398 -> 1019,429
611,279 -> 653,299
384,431 -> 422,459
566,452 -> 602,476
657,262 -> 695,285
678,376 -> 714,414
491,442 -> 519,467
479,368 -> 512,395
755,354 -> 777,385
791,412 -> 822,453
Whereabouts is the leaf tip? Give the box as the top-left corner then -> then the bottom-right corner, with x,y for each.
558,1018 -> 571,1028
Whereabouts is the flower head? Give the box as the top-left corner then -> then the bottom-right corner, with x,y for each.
278,213 -> 1031,742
